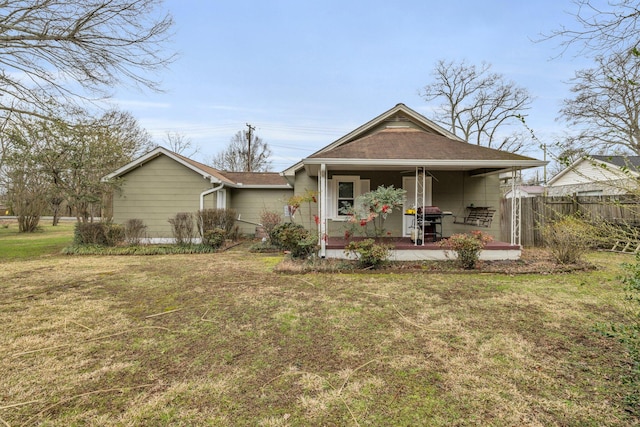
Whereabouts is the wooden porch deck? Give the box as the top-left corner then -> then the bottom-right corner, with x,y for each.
324,237 -> 521,261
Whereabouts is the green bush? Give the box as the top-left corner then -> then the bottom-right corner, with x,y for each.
73,222 -> 125,247
542,215 -> 595,264
344,239 -> 391,268
203,227 -> 226,249
439,230 -> 492,269
270,222 -> 317,258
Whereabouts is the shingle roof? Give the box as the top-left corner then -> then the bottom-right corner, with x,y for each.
171,151 -> 236,184
591,155 -> 640,170
172,151 -> 289,186
219,171 -> 289,186
308,128 -> 537,161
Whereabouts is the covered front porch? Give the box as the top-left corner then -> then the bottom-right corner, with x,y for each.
325,236 -> 522,261
281,104 -> 547,261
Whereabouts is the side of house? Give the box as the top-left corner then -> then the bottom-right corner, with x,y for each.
105,148 -> 292,242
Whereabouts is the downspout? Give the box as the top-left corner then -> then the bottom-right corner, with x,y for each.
200,184 -> 225,210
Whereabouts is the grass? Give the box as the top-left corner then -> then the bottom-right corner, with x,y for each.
0,219 -> 75,260
0,226 -> 638,426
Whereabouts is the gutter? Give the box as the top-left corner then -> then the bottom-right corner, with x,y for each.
200,184 -> 225,210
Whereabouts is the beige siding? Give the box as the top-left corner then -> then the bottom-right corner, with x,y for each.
113,154 -> 216,238
432,172 -> 502,239
292,170 -> 320,229
228,188 -> 294,235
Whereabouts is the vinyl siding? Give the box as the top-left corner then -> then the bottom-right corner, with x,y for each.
113,154 -> 217,238
228,187 -> 294,235
318,170 -> 502,240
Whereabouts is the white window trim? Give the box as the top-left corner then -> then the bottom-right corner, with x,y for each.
328,175 -> 369,220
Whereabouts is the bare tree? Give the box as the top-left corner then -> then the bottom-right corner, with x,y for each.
211,130 -> 272,172
419,59 -> 533,152
560,51 -> 640,155
163,131 -> 200,157
546,0 -> 640,57
4,108 -> 152,225
0,0 -> 175,121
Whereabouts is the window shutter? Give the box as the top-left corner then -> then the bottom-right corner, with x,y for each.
360,179 -> 370,195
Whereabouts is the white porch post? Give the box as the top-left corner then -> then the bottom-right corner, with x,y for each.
319,163 -> 327,257
510,168 -> 521,246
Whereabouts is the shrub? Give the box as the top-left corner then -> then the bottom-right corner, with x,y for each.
124,218 -> 147,245
542,215 -> 595,264
342,185 -> 406,237
197,208 -> 237,239
270,222 -> 317,258
260,210 -> 282,242
73,222 -> 125,247
596,253 -> 640,414
291,233 -> 318,259
344,239 -> 391,268
168,212 -> 195,245
203,228 -> 226,249
439,230 -> 492,269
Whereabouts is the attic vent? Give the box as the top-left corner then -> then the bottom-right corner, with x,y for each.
386,125 -> 411,129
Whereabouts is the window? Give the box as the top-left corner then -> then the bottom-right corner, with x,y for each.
337,181 -> 355,214
328,176 -> 369,219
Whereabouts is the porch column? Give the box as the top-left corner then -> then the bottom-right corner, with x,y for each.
319,163 -> 327,257
510,168 -> 521,246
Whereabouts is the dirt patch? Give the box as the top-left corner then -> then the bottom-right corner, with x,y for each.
274,248 -> 597,274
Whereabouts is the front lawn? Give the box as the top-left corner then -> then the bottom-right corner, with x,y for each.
0,237 -> 637,425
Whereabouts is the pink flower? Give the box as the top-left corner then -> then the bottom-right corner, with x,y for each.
382,204 -> 389,213
360,219 -> 367,227
313,215 -> 320,225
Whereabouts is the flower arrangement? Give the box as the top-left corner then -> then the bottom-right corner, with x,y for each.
439,230 -> 493,269
342,185 -> 406,238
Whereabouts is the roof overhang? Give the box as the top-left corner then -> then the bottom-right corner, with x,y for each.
303,158 -> 547,177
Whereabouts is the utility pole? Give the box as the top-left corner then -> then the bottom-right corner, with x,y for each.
246,123 -> 256,172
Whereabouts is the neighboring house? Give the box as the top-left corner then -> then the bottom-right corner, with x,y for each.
504,185 -> 545,199
546,155 -> 640,196
104,104 -> 546,258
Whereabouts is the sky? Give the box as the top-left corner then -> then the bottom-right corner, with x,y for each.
111,0 -> 598,172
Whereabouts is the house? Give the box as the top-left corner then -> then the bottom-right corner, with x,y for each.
504,185 -> 545,199
104,104 -> 546,259
546,155 -> 640,196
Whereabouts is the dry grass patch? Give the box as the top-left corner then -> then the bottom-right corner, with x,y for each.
0,248 -> 637,426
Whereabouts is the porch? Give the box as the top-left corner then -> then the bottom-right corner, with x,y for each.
324,236 -> 521,261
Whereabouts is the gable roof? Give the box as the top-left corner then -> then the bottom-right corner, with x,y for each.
283,103 -> 545,177
590,155 -> 640,169
309,127 -> 534,161
102,146 -> 290,188
547,155 -> 640,186
282,103 -> 463,176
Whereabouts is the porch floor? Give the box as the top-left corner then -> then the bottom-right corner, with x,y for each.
324,236 -> 521,261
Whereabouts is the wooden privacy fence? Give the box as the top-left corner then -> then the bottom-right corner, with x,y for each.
500,195 -> 640,247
